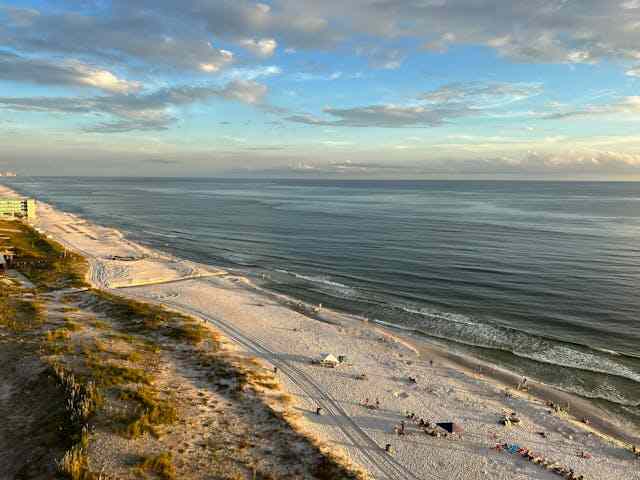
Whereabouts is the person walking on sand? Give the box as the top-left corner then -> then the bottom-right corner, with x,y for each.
316,406 -> 322,415
375,398 -> 380,409
518,376 -> 527,390
273,366 -> 278,374
400,421 -> 405,435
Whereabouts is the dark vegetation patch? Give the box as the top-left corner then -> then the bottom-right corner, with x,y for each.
134,453 -> 176,480
0,219 -> 88,290
0,344 -> 73,480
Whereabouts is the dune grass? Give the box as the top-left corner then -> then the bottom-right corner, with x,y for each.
88,289 -> 211,345
0,219 -> 88,290
118,386 -> 178,439
134,453 -> 176,480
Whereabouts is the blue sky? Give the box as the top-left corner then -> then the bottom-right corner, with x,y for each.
1,0 -> 640,178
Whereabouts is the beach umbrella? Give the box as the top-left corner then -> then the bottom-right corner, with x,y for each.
436,422 -> 464,434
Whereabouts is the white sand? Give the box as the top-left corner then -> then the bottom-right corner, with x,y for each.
31,199 -> 225,288
5,186 -> 639,480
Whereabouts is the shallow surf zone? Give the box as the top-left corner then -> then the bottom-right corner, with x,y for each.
373,304 -> 640,430
260,268 -> 640,432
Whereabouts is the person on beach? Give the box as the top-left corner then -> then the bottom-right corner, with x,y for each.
375,398 -> 380,409
316,406 -> 322,415
273,366 -> 278,374
385,443 -> 392,453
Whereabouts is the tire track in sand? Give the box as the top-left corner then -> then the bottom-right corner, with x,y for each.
120,289 -> 434,480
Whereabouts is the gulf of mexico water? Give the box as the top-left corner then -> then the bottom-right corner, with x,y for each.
6,177 -> 640,431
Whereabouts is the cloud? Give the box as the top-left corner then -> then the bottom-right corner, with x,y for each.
357,47 -> 406,69
0,51 -> 140,93
543,96 -> 640,119
291,71 -> 352,81
4,1 -> 640,80
626,66 -> 640,77
1,7 -> 235,72
421,82 -> 543,106
423,33 -> 457,53
3,0 -> 640,73
288,81 -> 539,128
142,158 -> 181,165
287,103 -> 471,127
141,0 -> 640,64
1,6 -> 39,27
239,38 -> 278,58
234,149 -> 640,177
224,65 -> 282,81
0,80 -> 269,132
219,80 -> 268,104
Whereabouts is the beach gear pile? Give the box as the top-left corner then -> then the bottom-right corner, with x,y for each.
394,412 -> 464,439
500,412 -> 521,427
494,443 -> 586,480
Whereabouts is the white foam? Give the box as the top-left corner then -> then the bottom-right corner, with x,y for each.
513,345 -> 640,384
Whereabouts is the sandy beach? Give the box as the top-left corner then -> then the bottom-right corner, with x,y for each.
6,186 -> 640,480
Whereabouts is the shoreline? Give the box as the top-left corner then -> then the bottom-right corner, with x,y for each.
3,184 -> 639,479
226,273 -> 640,447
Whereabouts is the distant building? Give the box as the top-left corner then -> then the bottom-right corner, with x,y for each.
0,198 -> 36,219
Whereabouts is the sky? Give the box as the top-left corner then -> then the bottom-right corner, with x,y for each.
1,1 -> 640,178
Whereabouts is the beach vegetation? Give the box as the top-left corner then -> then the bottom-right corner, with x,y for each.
118,386 -> 178,438
0,294 -> 46,332
85,359 -> 152,387
88,289 -> 211,345
0,220 -> 88,290
57,442 -> 91,480
134,452 -> 176,480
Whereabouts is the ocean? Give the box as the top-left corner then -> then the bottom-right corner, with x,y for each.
5,177 -> 640,431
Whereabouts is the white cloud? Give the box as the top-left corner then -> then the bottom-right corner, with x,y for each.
544,95 -> 640,119
357,47 -> 405,69
225,65 -> 282,81
198,49 -> 234,73
288,104 -> 470,127
0,52 -> 140,93
626,65 -> 640,77
71,63 -> 141,93
622,0 -> 640,9
292,71 -> 346,81
239,38 -> 278,58
220,80 -> 268,104
0,80 -> 269,132
421,82 -> 542,106
288,82 -> 541,128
